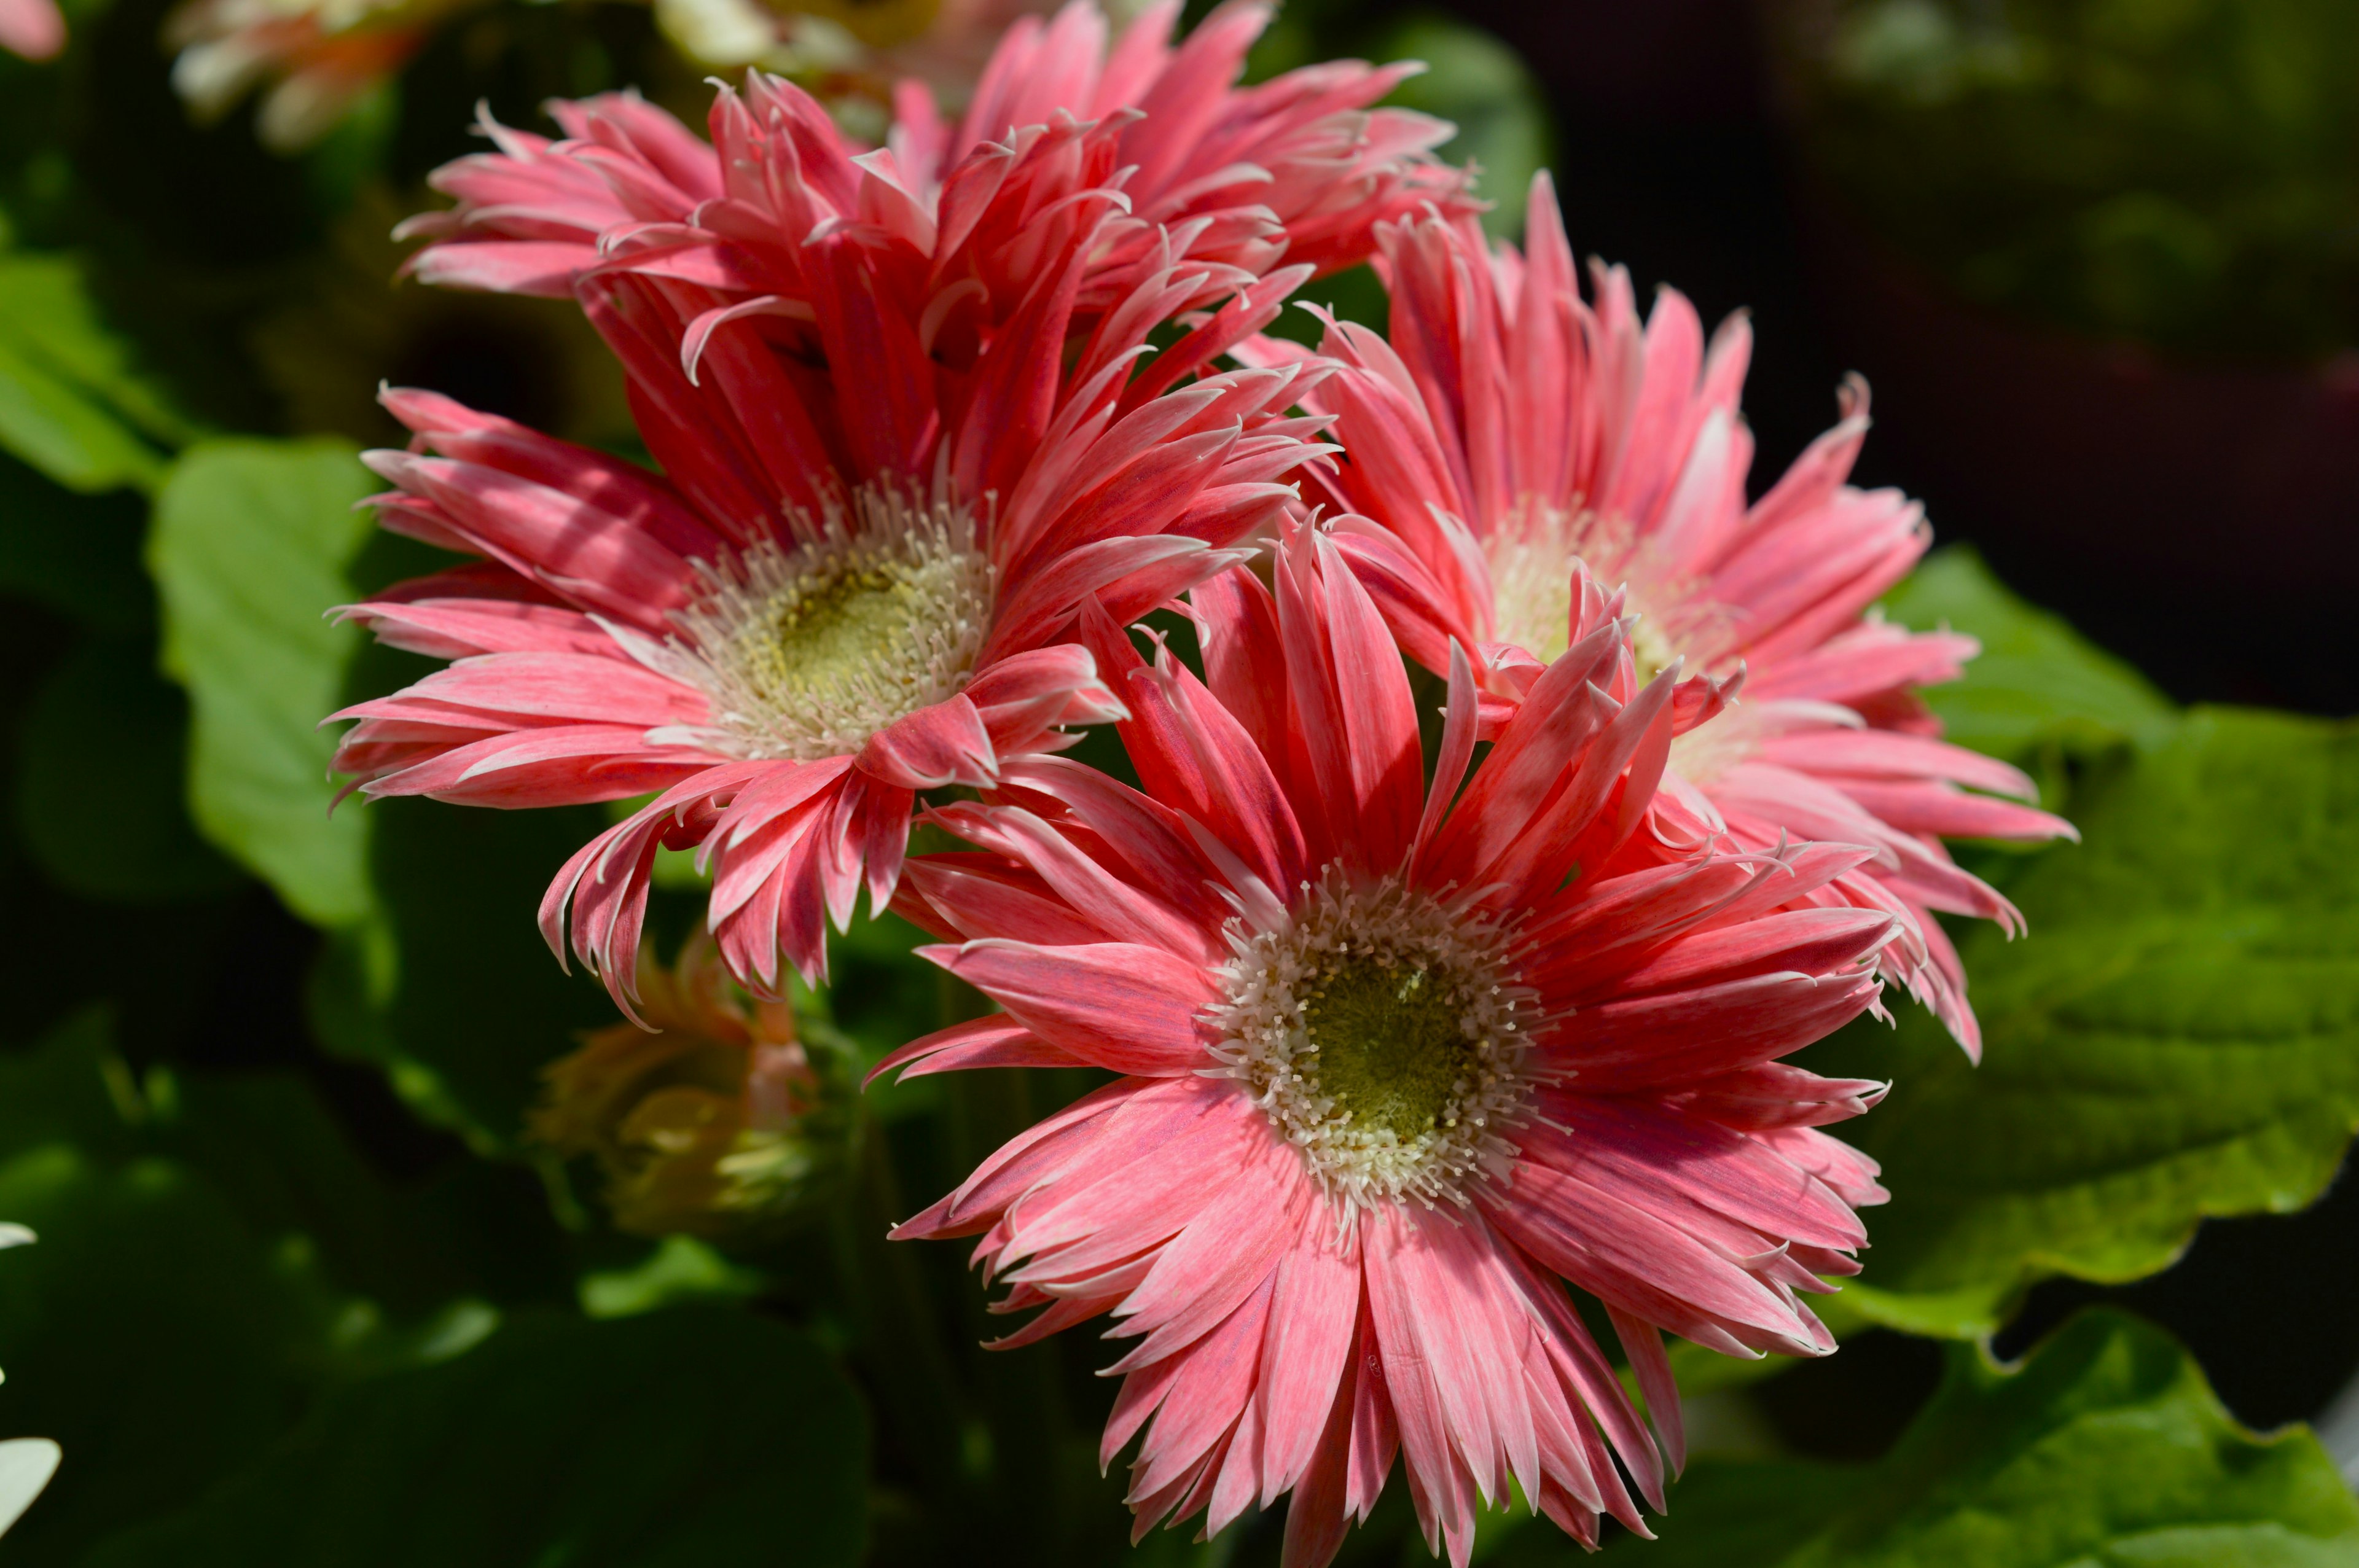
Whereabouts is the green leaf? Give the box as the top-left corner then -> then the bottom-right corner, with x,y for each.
12,635 -> 242,903
1569,1312 -> 2359,1567
0,1144 -> 338,1565
83,1306 -> 869,1568
1805,706 -> 2359,1338
0,1008 -> 560,1328
578,1235 -> 765,1320
0,1010 -> 143,1164
0,254 -> 195,495
148,439 -> 380,931
1882,546 -> 2178,766
1375,14 -> 1554,240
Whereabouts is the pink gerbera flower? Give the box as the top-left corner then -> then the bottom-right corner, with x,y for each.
0,0 -> 62,61
397,0 -> 1472,312
880,532 -> 1896,1563
167,0 -> 455,150
1252,175 -> 2073,1053
329,164 -> 1333,1011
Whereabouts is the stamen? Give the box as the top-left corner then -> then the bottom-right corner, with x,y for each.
1485,499 -> 1681,681
1203,867 -> 1545,1215
649,482 -> 994,760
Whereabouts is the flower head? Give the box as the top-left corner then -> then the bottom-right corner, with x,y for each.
329,133 -> 1334,1010
399,0 -> 1473,311
167,0 -> 469,150
884,534 -> 1895,1562
531,935 -> 853,1239
0,0 -> 63,61
1261,174 -> 2075,1053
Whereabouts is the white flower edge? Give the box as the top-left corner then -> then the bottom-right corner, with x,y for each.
0,1440 -> 59,1539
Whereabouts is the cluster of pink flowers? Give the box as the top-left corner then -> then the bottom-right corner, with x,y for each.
335,3 -> 2069,1559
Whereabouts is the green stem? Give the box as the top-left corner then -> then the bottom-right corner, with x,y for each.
834,1107 -> 974,1518
934,967 -> 1086,1556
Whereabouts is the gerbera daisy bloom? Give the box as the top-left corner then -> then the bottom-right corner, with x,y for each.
880,532 -> 1896,1563
0,0 -> 62,61
399,0 -> 1473,313
329,162 -> 1333,1011
1253,174 -> 2073,1053
167,0 -> 471,151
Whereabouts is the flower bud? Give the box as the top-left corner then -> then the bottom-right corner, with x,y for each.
530,936 -> 852,1242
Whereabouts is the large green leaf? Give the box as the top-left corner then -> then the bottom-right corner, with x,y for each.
83,1306 -> 869,1568
1563,1311 -> 2359,1567
0,254 -> 194,495
148,439 -> 379,931
1882,546 -> 2178,766
1806,706 -> 2359,1338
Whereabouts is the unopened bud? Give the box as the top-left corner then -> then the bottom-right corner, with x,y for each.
530,935 -> 853,1241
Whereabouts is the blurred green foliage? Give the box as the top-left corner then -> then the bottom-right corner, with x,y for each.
1780,0 -> 2359,360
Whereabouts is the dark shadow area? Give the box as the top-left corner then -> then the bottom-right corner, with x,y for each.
1997,1150 -> 2359,1431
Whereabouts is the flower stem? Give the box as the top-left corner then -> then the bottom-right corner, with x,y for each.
834,1106 -> 976,1521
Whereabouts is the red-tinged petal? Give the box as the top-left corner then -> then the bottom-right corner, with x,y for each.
1109,1137 -> 1315,1370
1419,623 -> 1621,890
1836,779 -> 2078,844
869,1017 -> 1084,1085
855,694 -> 997,791
966,644 -> 1125,752
1540,905 -> 1895,1007
407,240 -> 597,296
1608,1306 -> 1684,1476
1253,1217 -> 1363,1507
1487,1164 -> 1815,1348
394,650 -> 706,728
1551,970 -> 1886,1094
1521,1097 -> 1868,1251
893,1077 -> 1140,1242
933,802 -> 1212,958
360,725 -> 716,808
985,535 -> 1235,663
902,852 -> 1113,947
923,939 -> 1212,1075
337,598 -> 613,660
1125,1273 -> 1273,1511
1277,1344 -> 1361,1568
1310,531 -> 1425,873
1755,727 -> 2038,800
1759,1126 -> 1888,1209
1676,1061 -> 1889,1132
1361,1209 -> 1481,1562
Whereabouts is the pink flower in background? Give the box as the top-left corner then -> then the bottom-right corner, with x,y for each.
399,0 -> 1472,312
166,0 -> 463,151
0,0 -> 62,61
1254,175 -> 2073,1054
329,162 -> 1333,1012
883,533 -> 1894,1563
